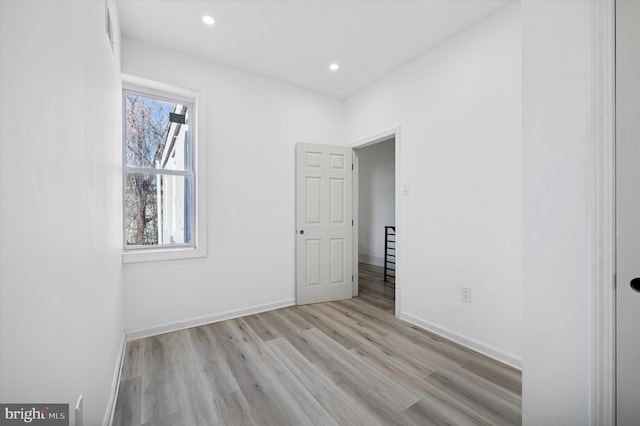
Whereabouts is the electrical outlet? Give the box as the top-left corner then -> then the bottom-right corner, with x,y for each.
461,286 -> 472,303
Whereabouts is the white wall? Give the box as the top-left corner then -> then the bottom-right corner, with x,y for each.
345,4 -> 522,366
521,1 -> 603,423
357,139 -> 395,267
0,1 -> 124,425
0,2 -> 609,424
121,39 -> 344,333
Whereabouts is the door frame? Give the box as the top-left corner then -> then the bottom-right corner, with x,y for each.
350,126 -> 401,317
613,0 -> 640,423
592,1 -> 616,424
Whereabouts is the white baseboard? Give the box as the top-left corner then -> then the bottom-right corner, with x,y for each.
358,253 -> 384,267
124,298 -> 297,341
398,311 -> 522,370
103,332 -> 126,426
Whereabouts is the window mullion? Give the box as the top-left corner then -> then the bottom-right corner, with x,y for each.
123,166 -> 193,177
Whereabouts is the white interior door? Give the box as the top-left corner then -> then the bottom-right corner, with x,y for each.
616,1 -> 640,423
296,143 -> 353,305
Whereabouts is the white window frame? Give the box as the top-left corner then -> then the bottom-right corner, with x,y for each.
122,74 -> 207,263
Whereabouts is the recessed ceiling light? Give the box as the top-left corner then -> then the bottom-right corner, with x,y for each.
202,15 -> 215,26
329,63 -> 340,71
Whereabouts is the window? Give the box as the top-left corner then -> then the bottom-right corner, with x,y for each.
122,75 -> 206,262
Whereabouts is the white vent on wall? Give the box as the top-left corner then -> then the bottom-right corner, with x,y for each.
75,394 -> 84,426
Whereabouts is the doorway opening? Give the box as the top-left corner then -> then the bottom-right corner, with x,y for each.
353,131 -> 399,315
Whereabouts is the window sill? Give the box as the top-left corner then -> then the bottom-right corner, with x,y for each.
122,246 -> 206,264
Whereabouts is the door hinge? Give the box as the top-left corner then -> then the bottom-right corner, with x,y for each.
352,275 -> 354,282
352,163 -> 354,170
352,219 -> 354,226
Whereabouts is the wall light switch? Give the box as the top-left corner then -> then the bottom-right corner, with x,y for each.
402,183 -> 410,196
461,286 -> 472,303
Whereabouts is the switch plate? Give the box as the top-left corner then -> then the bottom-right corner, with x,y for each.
461,286 -> 472,303
402,183 -> 410,196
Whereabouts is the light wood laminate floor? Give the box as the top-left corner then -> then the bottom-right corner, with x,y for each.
113,264 -> 521,425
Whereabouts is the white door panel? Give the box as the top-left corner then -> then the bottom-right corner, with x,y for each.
616,0 -> 640,423
296,143 -> 353,305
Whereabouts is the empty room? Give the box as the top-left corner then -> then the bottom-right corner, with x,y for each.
1,0 -> 636,425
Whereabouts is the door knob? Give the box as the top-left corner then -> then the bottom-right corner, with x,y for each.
631,278 -> 640,293
299,230 -> 304,235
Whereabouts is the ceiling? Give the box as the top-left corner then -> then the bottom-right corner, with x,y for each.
117,0 -> 513,99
